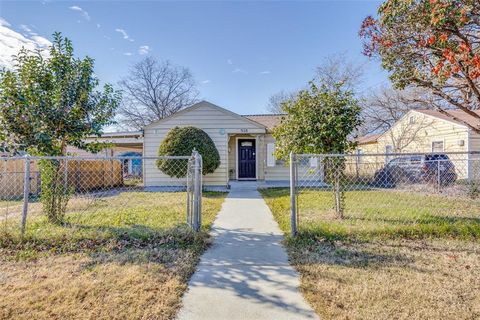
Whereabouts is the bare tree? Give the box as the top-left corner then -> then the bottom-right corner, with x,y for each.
266,53 -> 364,113
360,86 -> 432,135
118,57 -> 199,130
266,90 -> 297,114
315,53 -> 364,93
360,86 -> 436,152
387,115 -> 434,153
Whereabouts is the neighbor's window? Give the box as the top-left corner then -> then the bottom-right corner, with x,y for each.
409,116 -> 415,124
432,141 -> 444,152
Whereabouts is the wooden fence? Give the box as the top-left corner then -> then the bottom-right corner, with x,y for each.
0,159 -> 124,199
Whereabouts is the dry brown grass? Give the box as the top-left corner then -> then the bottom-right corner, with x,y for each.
292,239 -> 480,320
260,189 -> 480,319
0,191 -> 226,320
0,252 -> 187,320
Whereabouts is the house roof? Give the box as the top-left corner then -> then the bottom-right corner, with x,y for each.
143,101 -> 267,130
356,134 -> 381,145
414,109 -> 480,130
242,114 -> 285,131
91,131 -> 143,138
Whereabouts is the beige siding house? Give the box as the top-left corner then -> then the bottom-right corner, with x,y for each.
356,109 -> 480,179
143,101 -> 290,188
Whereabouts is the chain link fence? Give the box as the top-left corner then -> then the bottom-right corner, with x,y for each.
0,151 -> 203,237
289,151 -> 480,237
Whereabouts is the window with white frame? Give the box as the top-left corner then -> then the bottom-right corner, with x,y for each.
266,143 -> 276,167
266,142 -> 286,166
431,140 -> 444,152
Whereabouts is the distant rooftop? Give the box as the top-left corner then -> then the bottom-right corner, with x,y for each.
95,131 -> 143,137
242,114 -> 286,131
415,109 -> 480,130
356,134 -> 381,145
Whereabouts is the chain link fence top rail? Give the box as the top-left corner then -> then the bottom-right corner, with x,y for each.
290,151 -> 480,238
0,153 -> 203,237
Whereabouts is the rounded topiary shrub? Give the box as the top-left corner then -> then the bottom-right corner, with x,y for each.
156,126 -> 220,178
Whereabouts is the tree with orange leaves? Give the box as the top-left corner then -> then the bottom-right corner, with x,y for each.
360,0 -> 480,133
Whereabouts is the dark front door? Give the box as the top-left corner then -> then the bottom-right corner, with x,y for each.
238,139 -> 256,179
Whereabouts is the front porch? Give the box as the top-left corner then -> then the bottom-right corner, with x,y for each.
227,133 -> 266,182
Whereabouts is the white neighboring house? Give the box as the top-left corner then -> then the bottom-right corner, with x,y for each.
356,109 -> 480,179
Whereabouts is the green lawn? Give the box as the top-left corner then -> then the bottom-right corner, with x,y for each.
260,188 -> 480,320
261,188 -> 480,240
0,191 -> 226,320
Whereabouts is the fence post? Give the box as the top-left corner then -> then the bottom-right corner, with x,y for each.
198,154 -> 203,228
437,159 -> 441,192
192,151 -> 202,232
21,156 -> 31,236
186,159 -> 191,226
290,152 -> 297,237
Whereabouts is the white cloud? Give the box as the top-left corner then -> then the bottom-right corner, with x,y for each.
138,45 -> 149,55
0,18 -> 11,27
259,70 -> 270,75
232,68 -> 247,74
19,24 -> 32,33
0,18 -> 51,69
115,28 -> 134,42
201,80 -> 211,84
69,6 -> 90,21
227,59 -> 233,65
123,52 -> 132,56
30,35 -> 51,47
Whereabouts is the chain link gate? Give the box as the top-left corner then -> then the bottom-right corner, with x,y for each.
187,151 -> 203,231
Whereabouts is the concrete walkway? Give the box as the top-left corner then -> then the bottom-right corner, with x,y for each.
177,183 -> 318,320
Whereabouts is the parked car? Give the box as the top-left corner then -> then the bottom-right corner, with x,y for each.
373,154 -> 457,187
421,154 -> 457,185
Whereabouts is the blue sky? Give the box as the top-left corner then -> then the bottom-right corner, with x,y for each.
0,0 -> 387,115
